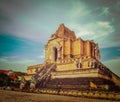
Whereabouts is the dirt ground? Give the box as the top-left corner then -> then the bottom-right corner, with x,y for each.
0,90 -> 119,102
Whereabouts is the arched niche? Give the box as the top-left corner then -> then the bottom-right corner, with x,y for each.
50,41 -> 61,62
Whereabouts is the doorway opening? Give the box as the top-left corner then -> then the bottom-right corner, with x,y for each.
53,47 -> 58,61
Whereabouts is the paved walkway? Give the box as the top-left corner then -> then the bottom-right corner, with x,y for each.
0,90 -> 119,102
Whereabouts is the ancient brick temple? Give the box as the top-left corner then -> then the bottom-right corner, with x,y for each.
27,24 -> 120,91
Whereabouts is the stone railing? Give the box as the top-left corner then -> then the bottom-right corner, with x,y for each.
28,64 -> 43,69
52,68 -> 99,75
30,63 -> 56,90
40,88 -> 120,101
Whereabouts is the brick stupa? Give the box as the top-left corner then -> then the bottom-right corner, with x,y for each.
26,24 -> 120,91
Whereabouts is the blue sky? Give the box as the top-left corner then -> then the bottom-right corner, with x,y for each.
0,0 -> 120,76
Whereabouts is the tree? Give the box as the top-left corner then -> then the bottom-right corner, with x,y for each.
0,73 -> 11,86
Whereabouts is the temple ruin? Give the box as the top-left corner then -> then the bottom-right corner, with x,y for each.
26,24 -> 120,91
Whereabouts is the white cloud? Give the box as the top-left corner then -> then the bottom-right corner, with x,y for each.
1,55 -> 18,59
37,49 -> 45,59
69,21 -> 115,48
97,21 -> 109,27
0,57 -> 40,72
0,0 -> 116,47
71,21 -> 114,38
67,1 -> 91,22
77,31 -> 95,36
101,7 -> 110,16
97,21 -> 113,31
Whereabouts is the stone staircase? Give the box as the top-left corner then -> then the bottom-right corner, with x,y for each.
30,63 -> 56,89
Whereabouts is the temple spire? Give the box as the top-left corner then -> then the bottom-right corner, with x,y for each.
55,23 -> 76,40
56,23 -> 65,34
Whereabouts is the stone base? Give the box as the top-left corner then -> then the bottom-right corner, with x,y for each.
41,68 -> 120,91
44,77 -> 119,91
